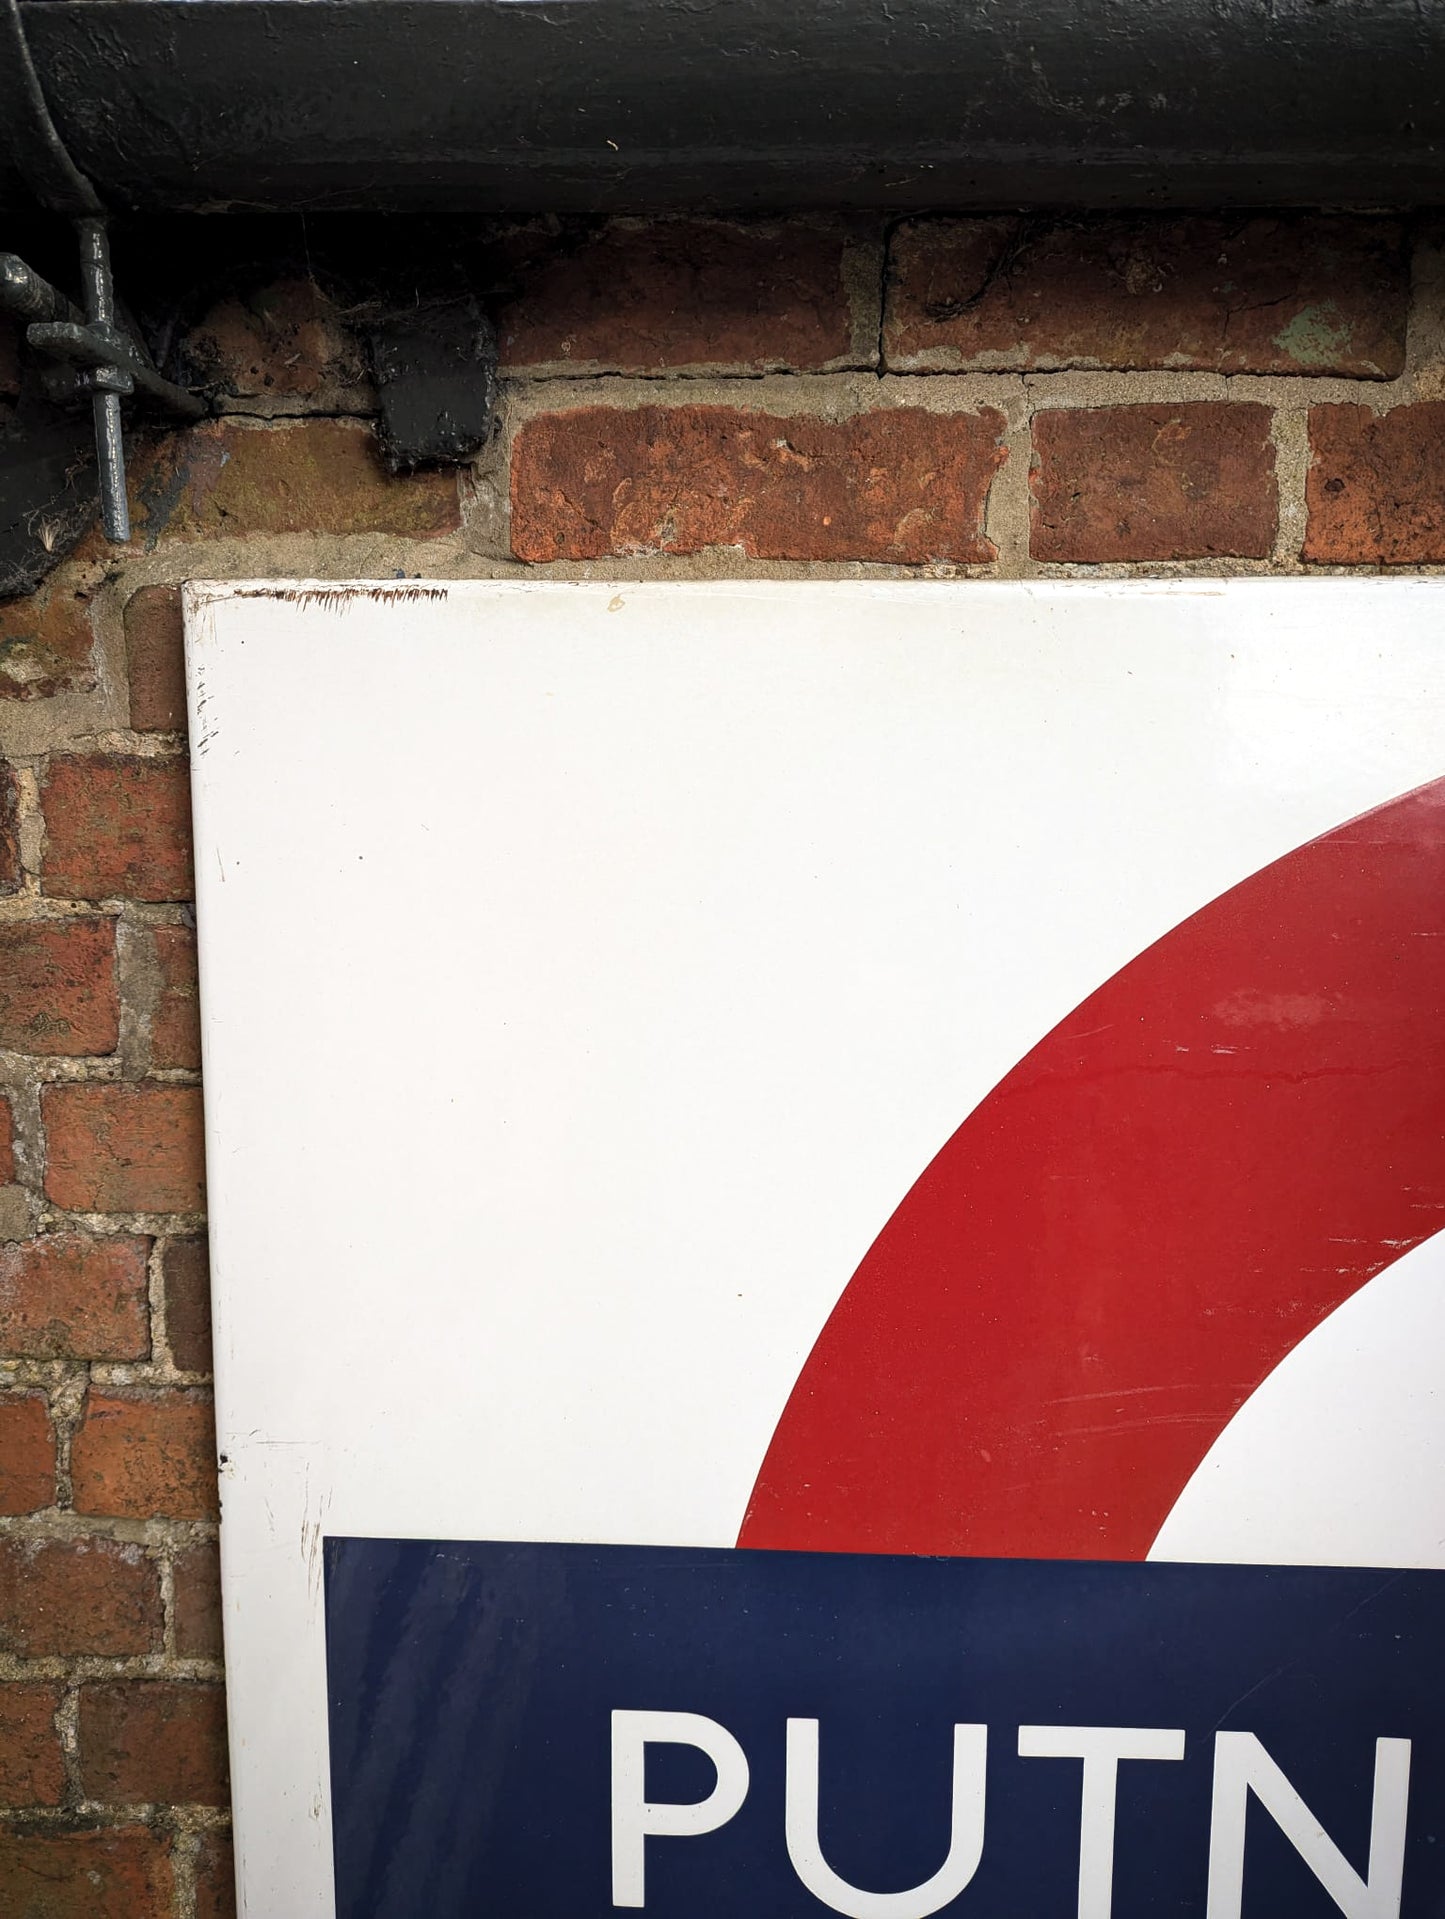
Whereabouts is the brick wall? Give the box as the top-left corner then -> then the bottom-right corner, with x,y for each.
0,208 -> 1441,1914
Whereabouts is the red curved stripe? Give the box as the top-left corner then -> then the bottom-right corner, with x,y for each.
740,779 -> 1445,1561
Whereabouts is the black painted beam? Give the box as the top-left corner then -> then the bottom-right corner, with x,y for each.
6,0 -> 1445,214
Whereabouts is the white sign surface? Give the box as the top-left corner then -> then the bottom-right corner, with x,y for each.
186,580 -> 1445,1918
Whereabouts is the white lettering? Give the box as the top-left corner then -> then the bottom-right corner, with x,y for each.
784,1718 -> 988,1919
1017,1725 -> 1186,1919
1206,1732 -> 1411,1919
610,1709 -> 750,1908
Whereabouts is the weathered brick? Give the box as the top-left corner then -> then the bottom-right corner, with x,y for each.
0,1095 -> 14,1185
41,755 -> 193,903
70,1391 -> 217,1521
173,1541 -> 222,1660
124,586 -> 186,732
0,1826 -> 172,1918
0,557 -> 99,702
0,1233 -> 150,1360
44,1083 -> 205,1215
162,1236 -> 212,1374
0,1537 -> 162,1657
512,405 -> 1005,564
79,1680 -> 228,1806
194,1828 -> 236,1919
0,1684 -> 64,1805
1031,403 -> 1277,563
181,275 -> 373,416
129,419 -> 459,542
3,1212 -> 139,1350
1305,402 -> 1445,563
0,917 -> 118,1056
0,1393 -> 54,1514
498,219 -> 859,374
885,215 -> 1408,377
150,924 -> 201,1071
0,764 -> 20,896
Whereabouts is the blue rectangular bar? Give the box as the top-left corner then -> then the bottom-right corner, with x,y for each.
324,1539 -> 1443,1918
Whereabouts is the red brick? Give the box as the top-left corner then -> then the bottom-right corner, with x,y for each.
194,1828 -> 236,1919
0,555 -> 101,703
498,219 -> 857,374
886,215 -> 1407,377
0,1095 -> 14,1185
173,1542 -> 222,1660
44,1083 -> 205,1215
79,1680 -> 228,1806
0,1537 -> 162,1657
129,419 -> 459,542
0,1684 -> 64,1805
0,917 -> 118,1056
70,1391 -> 217,1521
181,275 -> 372,416
161,1237 -> 212,1374
150,924 -> 201,1071
1305,402 -> 1445,563
0,764 -> 19,896
41,755 -> 193,903
0,1393 -> 54,1514
512,405 -> 1005,564
124,586 -> 186,732
1031,403 -> 1277,563
0,1826 -> 173,1918
0,1233 -> 150,1360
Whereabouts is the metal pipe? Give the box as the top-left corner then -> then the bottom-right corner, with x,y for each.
0,252 -> 84,326
76,217 -> 129,543
0,0 -> 101,215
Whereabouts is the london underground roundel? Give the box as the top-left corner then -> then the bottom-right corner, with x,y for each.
742,776 -> 1445,1570
190,581 -> 1445,1919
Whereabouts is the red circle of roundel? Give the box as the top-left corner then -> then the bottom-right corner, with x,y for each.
740,777 -> 1445,1563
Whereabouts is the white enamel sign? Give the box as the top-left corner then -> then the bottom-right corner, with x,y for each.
186,580 -> 1445,1919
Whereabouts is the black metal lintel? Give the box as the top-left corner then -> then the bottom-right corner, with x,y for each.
10,0 -> 1445,215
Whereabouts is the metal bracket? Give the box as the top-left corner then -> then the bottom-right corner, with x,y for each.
1,0 -> 204,546
1,227 -> 205,542
365,295 -> 498,474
